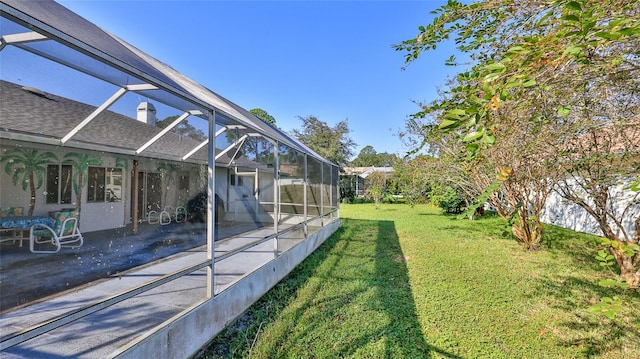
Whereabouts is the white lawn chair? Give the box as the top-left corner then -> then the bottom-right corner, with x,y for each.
148,207 -> 172,225
29,210 -> 83,253
175,206 -> 187,223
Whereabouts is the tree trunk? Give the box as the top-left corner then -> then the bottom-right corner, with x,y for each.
76,172 -> 83,212
28,171 -> 36,216
622,269 -> 640,288
612,244 -> 640,288
512,207 -> 544,251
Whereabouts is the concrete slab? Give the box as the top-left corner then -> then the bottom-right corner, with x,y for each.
0,218 -> 340,358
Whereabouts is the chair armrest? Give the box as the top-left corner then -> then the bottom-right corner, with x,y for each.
29,223 -> 61,253
30,223 -> 56,238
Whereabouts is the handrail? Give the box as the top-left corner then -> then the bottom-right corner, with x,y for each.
214,221 -> 306,263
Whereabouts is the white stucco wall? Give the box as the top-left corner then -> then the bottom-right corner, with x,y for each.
540,180 -> 639,240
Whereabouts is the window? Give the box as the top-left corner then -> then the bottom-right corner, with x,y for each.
88,167 -> 123,202
46,164 -> 73,204
230,173 -> 243,187
178,173 -> 189,191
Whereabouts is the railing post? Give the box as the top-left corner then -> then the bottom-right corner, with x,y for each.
303,154 -> 308,238
207,109 -> 216,298
273,142 -> 279,255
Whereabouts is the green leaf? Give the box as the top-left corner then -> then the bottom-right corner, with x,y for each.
564,45 -> 583,56
483,133 -> 495,145
444,109 -> 466,120
557,106 -> 571,117
619,27 -> 640,36
482,82 -> 496,96
522,79 -> 536,87
566,1 -> 582,11
483,72 -> 501,83
506,45 -> 528,55
484,62 -> 506,72
439,119 -> 458,129
595,31 -> 621,40
467,116 -> 477,127
505,81 -> 520,89
562,14 -> 580,22
445,55 -> 456,66
466,143 -> 479,152
463,129 -> 484,143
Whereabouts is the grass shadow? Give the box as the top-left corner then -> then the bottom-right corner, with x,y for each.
201,218 -> 463,358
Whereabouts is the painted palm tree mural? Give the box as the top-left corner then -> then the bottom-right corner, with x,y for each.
157,161 -> 179,207
63,152 -> 102,212
1,148 -> 58,216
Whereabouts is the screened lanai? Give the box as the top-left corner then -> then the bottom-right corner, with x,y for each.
0,0 -> 340,356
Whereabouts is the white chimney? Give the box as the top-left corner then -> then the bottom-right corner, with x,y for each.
136,101 -> 157,125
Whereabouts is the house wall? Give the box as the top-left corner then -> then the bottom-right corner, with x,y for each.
0,141 -> 210,233
540,180 -> 639,240
0,143 -> 129,232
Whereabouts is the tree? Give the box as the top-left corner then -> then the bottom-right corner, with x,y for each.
350,145 -> 398,167
291,116 -> 356,168
364,171 -> 389,210
250,108 -> 277,127
395,0 -> 640,281
350,146 -> 377,167
63,152 -> 102,213
401,95 -> 561,245
156,115 -> 206,142
557,121 -> 640,286
1,148 -> 57,216
393,154 -> 433,206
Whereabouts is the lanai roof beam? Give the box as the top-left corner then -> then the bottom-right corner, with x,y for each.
136,109 -> 202,155
181,127 -> 228,161
0,31 -> 47,51
60,83 -> 157,144
215,134 -> 248,161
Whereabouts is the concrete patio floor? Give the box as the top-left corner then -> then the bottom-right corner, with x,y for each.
0,220 -> 265,311
0,220 -> 295,358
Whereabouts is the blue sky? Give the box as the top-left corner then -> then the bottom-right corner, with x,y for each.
53,1 -> 456,159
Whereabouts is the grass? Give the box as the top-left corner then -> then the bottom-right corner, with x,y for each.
199,203 -> 640,358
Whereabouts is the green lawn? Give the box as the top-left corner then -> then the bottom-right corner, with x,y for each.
201,203 -> 640,358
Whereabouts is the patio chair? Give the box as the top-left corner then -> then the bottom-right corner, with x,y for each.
0,207 -> 24,217
29,210 -> 83,253
0,207 -> 26,246
148,207 -> 171,225
175,206 -> 187,223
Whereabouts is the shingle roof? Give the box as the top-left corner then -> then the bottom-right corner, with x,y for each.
1,80 -> 209,162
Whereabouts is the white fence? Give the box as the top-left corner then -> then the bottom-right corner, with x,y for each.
540,181 -> 639,240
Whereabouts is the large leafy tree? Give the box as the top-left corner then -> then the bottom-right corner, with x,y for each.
1,148 -> 57,216
250,108 -> 277,127
393,154 -> 434,206
350,145 -> 398,167
395,0 -> 640,283
156,115 -> 206,142
291,116 -> 356,168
